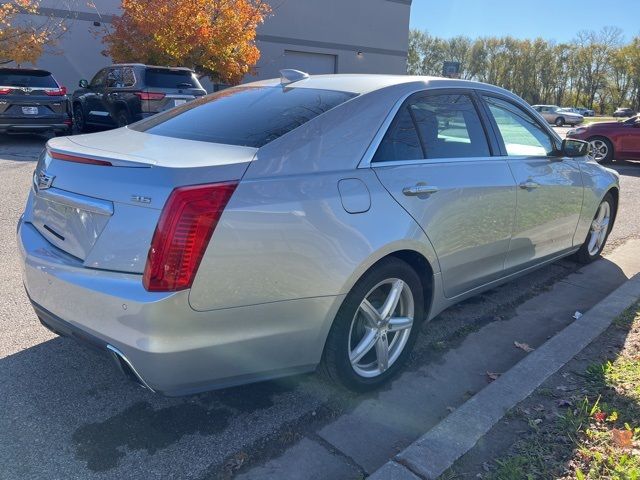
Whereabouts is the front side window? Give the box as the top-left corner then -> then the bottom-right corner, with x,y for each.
372,92 -> 490,162
484,96 -> 555,156
131,86 -> 356,148
90,69 -> 107,88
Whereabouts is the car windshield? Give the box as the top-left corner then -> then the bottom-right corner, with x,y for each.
131,86 -> 357,147
0,69 -> 57,88
144,69 -> 203,89
623,115 -> 639,124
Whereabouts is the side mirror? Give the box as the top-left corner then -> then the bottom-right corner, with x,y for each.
561,138 -> 589,158
79,79 -> 89,88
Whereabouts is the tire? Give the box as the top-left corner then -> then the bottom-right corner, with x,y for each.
555,117 -> 565,127
573,192 -> 615,264
319,257 -> 425,391
73,104 -> 86,134
116,109 -> 131,127
587,136 -> 614,163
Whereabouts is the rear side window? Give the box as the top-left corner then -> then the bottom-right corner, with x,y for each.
373,92 -> 490,162
131,86 -> 357,148
145,69 -> 202,89
0,70 -> 57,88
484,96 -> 554,156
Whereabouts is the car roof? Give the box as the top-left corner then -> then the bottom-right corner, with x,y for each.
243,73 -> 519,96
0,67 -> 52,76
109,63 -> 194,72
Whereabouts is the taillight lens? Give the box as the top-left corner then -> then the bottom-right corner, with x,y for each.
0,87 -> 12,95
143,182 -> 238,292
45,86 -> 67,96
135,91 -> 166,101
48,149 -> 112,166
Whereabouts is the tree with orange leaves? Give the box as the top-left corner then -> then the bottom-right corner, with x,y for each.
103,0 -> 271,85
0,0 -> 67,65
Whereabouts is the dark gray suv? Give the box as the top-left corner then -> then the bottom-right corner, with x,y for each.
72,64 -> 206,132
0,68 -> 72,135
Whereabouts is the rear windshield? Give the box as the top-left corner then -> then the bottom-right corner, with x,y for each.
0,70 -> 57,88
131,86 -> 357,148
144,69 -> 202,89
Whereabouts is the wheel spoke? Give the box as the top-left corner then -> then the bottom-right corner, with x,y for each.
350,328 -> 377,364
587,233 -> 598,253
379,280 -> 404,321
359,299 -> 382,328
388,316 -> 413,332
375,334 -> 389,372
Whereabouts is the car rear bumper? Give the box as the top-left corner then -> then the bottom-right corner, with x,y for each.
18,219 -> 338,395
0,117 -> 70,133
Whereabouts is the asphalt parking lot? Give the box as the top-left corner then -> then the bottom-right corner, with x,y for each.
1,132 -> 640,479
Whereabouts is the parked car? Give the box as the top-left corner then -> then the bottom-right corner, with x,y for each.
0,67 -> 71,135
72,64 -> 206,132
532,104 -> 584,126
560,107 -> 595,117
567,115 -> 640,163
19,72 -> 618,395
613,107 -> 636,118
574,107 -> 595,117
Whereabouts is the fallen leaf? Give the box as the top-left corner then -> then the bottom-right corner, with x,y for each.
486,372 -> 501,382
593,412 -> 607,422
514,341 -> 535,353
612,429 -> 633,448
446,406 -> 455,413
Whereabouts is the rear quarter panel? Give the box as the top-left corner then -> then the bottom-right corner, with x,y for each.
189,168 -> 438,311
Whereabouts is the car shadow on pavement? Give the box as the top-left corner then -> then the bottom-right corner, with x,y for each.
0,257 -> 632,478
0,133 -> 48,162
610,159 -> 640,177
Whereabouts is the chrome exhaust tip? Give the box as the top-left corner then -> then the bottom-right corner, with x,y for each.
107,344 -> 155,393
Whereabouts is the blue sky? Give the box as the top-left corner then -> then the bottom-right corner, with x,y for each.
409,0 -> 640,42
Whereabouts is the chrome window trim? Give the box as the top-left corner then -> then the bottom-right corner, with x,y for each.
359,85 -> 497,169
358,85 -> 563,168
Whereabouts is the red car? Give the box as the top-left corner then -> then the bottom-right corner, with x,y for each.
567,115 -> 640,163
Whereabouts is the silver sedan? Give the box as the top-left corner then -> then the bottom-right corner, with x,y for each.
18,72 -> 619,395
532,104 -> 585,126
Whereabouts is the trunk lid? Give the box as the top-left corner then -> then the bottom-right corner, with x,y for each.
26,128 -> 256,273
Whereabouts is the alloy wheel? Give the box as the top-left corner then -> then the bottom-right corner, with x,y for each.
348,278 -> 414,378
589,139 -> 609,162
587,201 -> 611,256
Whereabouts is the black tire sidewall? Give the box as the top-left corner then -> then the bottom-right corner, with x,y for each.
322,258 -> 425,391
555,117 -> 564,126
116,110 -> 130,127
73,104 -> 85,133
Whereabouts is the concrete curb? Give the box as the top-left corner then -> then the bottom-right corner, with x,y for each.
369,273 -> 640,480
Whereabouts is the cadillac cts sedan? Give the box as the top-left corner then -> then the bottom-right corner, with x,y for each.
18,72 -> 619,395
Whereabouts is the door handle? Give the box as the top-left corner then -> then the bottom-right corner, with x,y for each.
402,184 -> 439,197
519,180 -> 540,190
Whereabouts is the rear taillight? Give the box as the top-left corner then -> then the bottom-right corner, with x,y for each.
45,86 -> 67,96
143,182 -> 238,292
0,88 -> 12,95
48,149 -> 112,166
135,91 -> 166,101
